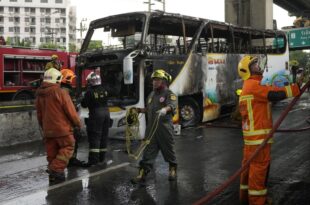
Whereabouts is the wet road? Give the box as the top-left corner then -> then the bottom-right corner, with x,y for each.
0,94 -> 309,205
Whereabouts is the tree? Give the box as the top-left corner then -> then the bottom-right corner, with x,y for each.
69,43 -> 79,52
289,50 -> 309,68
88,40 -> 103,50
39,43 -> 66,51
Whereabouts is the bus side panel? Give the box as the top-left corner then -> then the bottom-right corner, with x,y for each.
202,54 -> 241,122
261,53 -> 290,87
169,52 -> 203,96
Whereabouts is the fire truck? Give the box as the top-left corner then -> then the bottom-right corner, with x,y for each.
0,46 -> 78,101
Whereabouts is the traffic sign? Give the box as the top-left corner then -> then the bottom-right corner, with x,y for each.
287,27 -> 310,49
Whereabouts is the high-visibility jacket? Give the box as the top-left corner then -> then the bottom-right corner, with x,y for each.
239,75 -> 300,145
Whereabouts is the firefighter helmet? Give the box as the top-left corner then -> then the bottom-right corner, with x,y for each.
51,54 -> 58,60
236,89 -> 242,96
238,55 -> 258,80
151,69 -> 172,83
60,69 -> 76,85
43,68 -> 62,84
86,72 -> 101,86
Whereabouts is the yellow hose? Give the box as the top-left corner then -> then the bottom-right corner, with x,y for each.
125,107 -> 160,160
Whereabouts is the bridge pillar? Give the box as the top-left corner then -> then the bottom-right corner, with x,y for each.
225,0 -> 273,29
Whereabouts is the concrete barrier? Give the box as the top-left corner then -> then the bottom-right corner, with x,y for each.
0,110 -> 41,147
0,100 -> 88,147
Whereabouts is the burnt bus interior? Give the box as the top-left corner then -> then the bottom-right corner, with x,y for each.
195,23 -> 286,55
78,12 -> 287,107
78,14 -> 146,106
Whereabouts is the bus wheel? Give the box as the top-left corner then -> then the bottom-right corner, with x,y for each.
12,91 -> 34,101
179,97 -> 201,128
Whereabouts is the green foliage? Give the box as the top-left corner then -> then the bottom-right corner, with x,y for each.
88,40 -> 103,50
39,43 -> 66,51
289,51 -> 310,68
69,43 -> 79,52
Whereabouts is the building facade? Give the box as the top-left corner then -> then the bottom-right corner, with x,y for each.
0,0 -> 76,50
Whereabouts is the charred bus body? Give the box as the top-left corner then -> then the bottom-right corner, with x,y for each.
76,11 -> 289,138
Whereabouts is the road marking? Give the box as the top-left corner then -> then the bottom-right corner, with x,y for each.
48,162 -> 130,191
3,162 -> 130,204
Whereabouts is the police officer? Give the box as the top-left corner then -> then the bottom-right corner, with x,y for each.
131,69 -> 178,184
81,72 -> 110,166
60,69 -> 87,167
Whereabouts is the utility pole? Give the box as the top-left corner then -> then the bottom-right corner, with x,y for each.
143,0 -> 166,12
75,18 -> 87,46
143,0 -> 154,12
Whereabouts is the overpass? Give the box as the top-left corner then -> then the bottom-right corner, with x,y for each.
274,0 -> 310,17
225,0 -> 310,29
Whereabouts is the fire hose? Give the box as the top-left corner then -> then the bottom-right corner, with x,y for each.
193,80 -> 310,205
125,107 -> 160,160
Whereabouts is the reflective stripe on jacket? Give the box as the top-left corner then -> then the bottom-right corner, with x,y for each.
239,75 -> 300,145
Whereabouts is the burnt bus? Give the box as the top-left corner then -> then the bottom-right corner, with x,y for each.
76,11 -> 289,138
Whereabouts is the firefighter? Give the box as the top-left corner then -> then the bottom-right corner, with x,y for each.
35,68 -> 81,184
81,72 -> 110,167
60,69 -> 87,167
131,69 -> 178,184
45,54 -> 61,71
238,55 -> 300,205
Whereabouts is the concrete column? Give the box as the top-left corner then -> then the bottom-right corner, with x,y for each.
225,0 -> 273,29
250,0 -> 273,29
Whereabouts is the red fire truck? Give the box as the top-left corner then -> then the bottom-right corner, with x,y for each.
0,46 -> 78,101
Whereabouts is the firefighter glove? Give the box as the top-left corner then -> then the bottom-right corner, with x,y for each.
157,108 -> 167,116
73,127 -> 82,140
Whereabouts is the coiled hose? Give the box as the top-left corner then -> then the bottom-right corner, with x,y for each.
125,107 -> 160,160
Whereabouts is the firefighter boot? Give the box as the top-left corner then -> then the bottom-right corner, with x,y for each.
68,157 -> 87,167
49,170 -> 65,184
131,168 -> 149,185
168,165 -> 177,181
99,152 -> 106,163
83,152 -> 99,167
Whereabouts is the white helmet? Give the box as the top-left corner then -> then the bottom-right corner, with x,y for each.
43,68 -> 62,84
86,72 -> 101,86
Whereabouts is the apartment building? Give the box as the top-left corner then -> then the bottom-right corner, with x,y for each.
0,0 -> 76,50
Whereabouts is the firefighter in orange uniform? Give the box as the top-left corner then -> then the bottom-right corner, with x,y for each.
238,56 -> 300,205
36,68 -> 81,184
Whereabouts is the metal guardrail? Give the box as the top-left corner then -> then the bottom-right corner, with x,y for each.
0,100 -> 35,113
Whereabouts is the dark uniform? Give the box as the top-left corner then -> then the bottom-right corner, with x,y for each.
139,88 -> 178,173
81,85 -> 110,165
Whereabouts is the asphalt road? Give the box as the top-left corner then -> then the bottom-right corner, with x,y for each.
0,94 -> 309,205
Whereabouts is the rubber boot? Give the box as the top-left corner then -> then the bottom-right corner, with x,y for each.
131,168 -> 148,185
83,152 -> 99,168
168,165 -> 177,181
99,152 -> 106,163
49,170 -> 65,184
68,157 -> 87,167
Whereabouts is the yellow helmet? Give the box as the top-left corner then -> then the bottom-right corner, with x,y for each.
43,68 -> 62,84
236,89 -> 242,96
238,55 -> 258,80
51,54 -> 58,60
151,69 -> 172,83
60,69 -> 76,85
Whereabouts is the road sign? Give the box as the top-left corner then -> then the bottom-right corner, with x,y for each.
287,27 -> 310,49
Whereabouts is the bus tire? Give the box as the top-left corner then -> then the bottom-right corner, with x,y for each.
179,97 -> 201,128
12,90 -> 34,101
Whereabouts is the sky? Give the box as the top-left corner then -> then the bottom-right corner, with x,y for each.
70,0 -> 296,38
